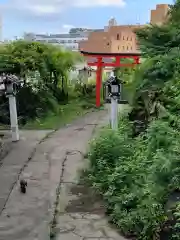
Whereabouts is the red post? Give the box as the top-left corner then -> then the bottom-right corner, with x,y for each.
115,56 -> 120,67
96,57 -> 102,107
134,56 -> 140,64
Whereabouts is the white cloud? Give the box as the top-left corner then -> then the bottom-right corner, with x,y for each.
29,5 -> 59,15
62,24 -> 75,30
62,24 -> 90,31
2,0 -> 126,16
72,0 -> 126,8
61,24 -> 75,33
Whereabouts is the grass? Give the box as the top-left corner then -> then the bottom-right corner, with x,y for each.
0,98 -> 104,131
0,125 -> 9,130
23,100 -> 92,130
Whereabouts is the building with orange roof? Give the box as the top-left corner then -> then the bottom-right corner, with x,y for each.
79,4 -> 169,54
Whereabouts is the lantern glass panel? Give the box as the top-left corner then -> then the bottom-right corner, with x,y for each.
111,85 -> 119,94
0,84 -> 5,91
6,84 -> 13,94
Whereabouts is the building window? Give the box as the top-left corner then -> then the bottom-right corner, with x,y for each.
48,39 -> 59,43
117,34 -> 120,40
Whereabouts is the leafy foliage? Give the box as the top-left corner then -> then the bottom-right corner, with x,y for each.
135,1 -> 180,58
85,1 -> 180,239
0,40 -> 94,126
135,25 -> 180,57
86,118 -> 180,239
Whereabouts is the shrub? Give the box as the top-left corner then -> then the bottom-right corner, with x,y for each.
74,81 -> 96,99
86,116 -> 180,239
87,117 -> 133,191
0,94 -> 9,124
16,84 -> 58,125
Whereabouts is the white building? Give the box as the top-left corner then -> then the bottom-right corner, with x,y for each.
23,28 -> 103,51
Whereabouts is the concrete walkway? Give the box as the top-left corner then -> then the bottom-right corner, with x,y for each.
0,130 -> 52,213
0,110 -> 126,240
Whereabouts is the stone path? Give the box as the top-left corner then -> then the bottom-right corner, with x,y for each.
0,130 -> 52,214
56,183 -> 126,240
0,109 -> 127,240
54,109 -> 126,240
0,132 -> 13,163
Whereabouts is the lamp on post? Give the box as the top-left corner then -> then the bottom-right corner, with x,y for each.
79,67 -> 91,83
4,79 -> 16,96
0,74 -> 20,142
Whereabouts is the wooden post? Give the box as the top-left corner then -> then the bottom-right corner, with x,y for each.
115,56 -> 120,67
96,57 -> 102,107
134,56 -> 140,64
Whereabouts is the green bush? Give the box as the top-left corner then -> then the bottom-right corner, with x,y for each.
15,85 -> 58,125
86,116 -> 180,239
83,2 -> 180,239
73,81 -> 97,109
0,40 -> 83,126
74,81 -> 96,99
0,94 -> 9,124
86,117 -> 133,189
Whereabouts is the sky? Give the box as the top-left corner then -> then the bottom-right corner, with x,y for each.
0,0 -> 173,40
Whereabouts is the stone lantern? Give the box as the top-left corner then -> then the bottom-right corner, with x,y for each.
78,67 -> 91,83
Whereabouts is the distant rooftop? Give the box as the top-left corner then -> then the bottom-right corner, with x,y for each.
24,28 -> 104,39
69,28 -> 103,33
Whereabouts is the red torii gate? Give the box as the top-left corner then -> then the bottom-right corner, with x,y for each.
80,51 -> 141,107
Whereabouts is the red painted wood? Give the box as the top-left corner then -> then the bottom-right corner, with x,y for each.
115,56 -> 120,66
87,62 -> 137,67
81,53 -> 141,107
133,56 -> 140,64
86,55 -> 140,67
82,54 -> 140,58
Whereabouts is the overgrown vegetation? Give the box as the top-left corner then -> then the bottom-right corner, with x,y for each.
0,40 -> 97,128
85,1 -> 180,239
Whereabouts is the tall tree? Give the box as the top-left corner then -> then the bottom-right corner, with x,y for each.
0,40 -> 78,96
